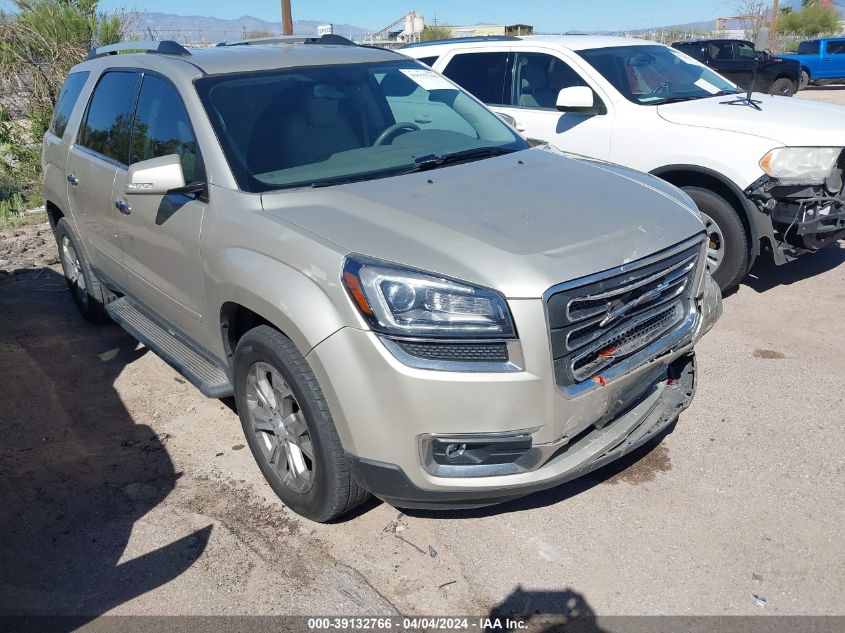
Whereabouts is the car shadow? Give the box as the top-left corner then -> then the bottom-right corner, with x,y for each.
742,241 -> 845,293
0,266 -> 211,628
402,421 -> 677,521
487,585 -> 609,632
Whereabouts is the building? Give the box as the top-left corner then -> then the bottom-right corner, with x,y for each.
446,24 -> 533,38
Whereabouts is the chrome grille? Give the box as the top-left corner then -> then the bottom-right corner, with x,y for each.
547,241 -> 702,389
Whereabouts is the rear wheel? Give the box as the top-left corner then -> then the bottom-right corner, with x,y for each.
769,77 -> 795,96
55,218 -> 112,323
233,325 -> 370,522
682,187 -> 749,292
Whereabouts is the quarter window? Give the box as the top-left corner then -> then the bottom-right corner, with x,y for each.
78,71 -> 139,164
131,74 -> 204,184
417,56 -> 439,67
442,52 -> 510,105
50,72 -> 90,138
797,41 -> 820,55
513,52 -> 588,109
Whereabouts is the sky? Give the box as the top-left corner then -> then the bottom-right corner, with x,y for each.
75,0 -> 742,33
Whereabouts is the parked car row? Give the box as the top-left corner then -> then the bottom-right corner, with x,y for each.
42,34 -> 841,521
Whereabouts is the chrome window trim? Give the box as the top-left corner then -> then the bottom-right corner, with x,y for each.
379,336 -> 525,373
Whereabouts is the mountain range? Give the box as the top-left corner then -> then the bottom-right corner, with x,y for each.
131,12 -> 373,43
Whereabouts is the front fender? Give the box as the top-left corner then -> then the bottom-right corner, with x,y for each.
204,247 -> 355,362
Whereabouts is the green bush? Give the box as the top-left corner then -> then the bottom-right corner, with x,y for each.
777,3 -> 841,36
0,1 -> 129,218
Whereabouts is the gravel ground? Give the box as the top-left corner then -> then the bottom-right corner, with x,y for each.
1,91 -> 843,624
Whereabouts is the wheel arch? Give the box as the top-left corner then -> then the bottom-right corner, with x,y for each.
44,200 -> 65,233
650,165 -> 765,258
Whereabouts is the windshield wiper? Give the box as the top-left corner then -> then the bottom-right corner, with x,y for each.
649,95 -> 702,105
404,147 -> 518,173
308,167 -> 408,189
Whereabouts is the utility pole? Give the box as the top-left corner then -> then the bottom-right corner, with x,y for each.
281,0 -> 293,35
770,0 -> 780,34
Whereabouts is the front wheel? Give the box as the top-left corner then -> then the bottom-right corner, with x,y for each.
800,70 -> 810,90
682,187 -> 749,293
233,325 -> 370,522
769,77 -> 796,97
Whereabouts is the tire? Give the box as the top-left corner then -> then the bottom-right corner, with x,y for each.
682,187 -> 749,293
55,218 -> 113,323
800,70 -> 810,90
233,325 -> 370,522
769,77 -> 795,97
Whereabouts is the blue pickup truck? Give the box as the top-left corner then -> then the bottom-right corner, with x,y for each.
782,38 -> 845,89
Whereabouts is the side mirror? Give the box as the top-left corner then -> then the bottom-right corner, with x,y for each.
556,86 -> 602,115
496,112 -> 518,127
125,154 -> 187,195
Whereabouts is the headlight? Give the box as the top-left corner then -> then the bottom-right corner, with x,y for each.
342,255 -> 516,338
759,147 -> 842,184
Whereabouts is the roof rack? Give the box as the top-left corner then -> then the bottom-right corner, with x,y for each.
86,40 -> 191,60
216,34 -> 355,47
401,35 -> 521,49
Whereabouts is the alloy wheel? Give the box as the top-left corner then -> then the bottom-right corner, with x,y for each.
700,211 -> 725,274
245,361 -> 315,493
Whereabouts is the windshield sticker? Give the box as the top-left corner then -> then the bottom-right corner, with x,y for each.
400,68 -> 455,91
694,78 -> 721,94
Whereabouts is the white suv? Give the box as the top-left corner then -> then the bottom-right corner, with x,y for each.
404,35 -> 845,291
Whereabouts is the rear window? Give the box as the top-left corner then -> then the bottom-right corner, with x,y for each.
797,41 -> 820,55
50,72 -> 89,138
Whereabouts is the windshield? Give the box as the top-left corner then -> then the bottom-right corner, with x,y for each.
577,45 -> 739,105
195,60 -> 526,192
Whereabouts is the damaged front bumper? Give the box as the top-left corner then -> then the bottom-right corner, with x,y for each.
746,175 -> 845,264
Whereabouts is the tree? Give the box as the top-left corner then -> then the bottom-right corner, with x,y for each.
777,2 -> 841,35
0,1 -> 131,206
420,25 -> 452,42
731,0 -> 767,43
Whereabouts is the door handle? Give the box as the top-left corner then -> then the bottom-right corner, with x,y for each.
114,199 -> 132,215
66,173 -> 79,186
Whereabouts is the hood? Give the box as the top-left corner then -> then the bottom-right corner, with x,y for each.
657,94 -> 845,147
261,148 -> 704,298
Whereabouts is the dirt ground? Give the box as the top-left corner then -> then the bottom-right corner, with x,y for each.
1,92 -> 844,624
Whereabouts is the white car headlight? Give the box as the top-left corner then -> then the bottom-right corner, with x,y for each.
342,256 -> 515,338
759,147 -> 843,185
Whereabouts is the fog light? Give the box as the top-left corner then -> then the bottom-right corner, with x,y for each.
445,443 -> 467,459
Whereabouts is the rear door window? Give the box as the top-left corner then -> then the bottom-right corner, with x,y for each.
130,74 -> 205,184
50,72 -> 90,138
78,71 -> 140,165
442,52 -> 510,105
707,42 -> 736,62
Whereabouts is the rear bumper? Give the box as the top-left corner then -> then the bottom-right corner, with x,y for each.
350,353 -> 696,510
